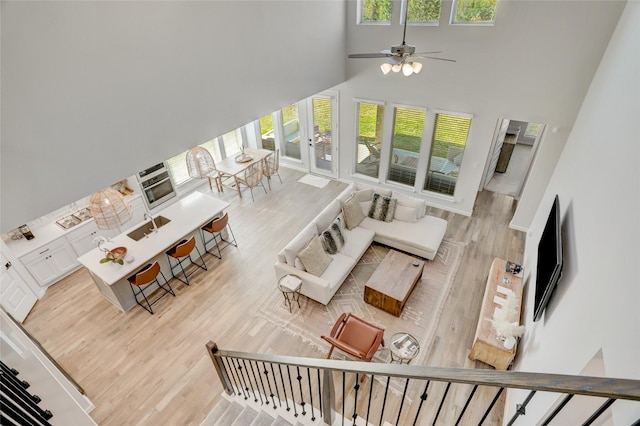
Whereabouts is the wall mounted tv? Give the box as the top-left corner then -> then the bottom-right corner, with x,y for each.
533,195 -> 563,322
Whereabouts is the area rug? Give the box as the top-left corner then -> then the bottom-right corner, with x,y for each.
254,239 -> 465,391
297,174 -> 330,189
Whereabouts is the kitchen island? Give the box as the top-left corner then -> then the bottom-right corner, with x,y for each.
78,191 -> 229,312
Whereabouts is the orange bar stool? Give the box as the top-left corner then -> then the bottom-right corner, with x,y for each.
201,212 -> 237,259
165,235 -> 207,286
127,261 -> 175,314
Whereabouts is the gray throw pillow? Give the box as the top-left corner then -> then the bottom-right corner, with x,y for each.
320,218 -> 345,254
368,193 -> 397,222
341,194 -> 365,230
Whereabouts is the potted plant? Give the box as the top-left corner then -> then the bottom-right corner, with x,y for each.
95,237 -> 127,265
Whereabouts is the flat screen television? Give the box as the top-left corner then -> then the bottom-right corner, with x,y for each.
533,195 -> 563,322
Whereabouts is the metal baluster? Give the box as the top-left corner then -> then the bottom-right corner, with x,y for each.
477,388 -> 504,426
278,364 -> 291,412
249,361 -> 265,405
582,398 -> 616,426
307,368 -> 316,421
221,357 -> 240,396
297,366 -> 306,415
412,380 -> 431,426
233,359 -> 250,400
378,376 -> 391,426
286,365 -> 299,417
352,374 -> 360,425
454,384 -> 478,426
317,369 -> 323,416
270,363 -> 282,409
242,359 -> 259,403
540,394 -> 574,426
432,382 -> 452,425
506,390 -> 536,426
395,378 -> 410,425
342,371 -> 346,426
365,374 -> 375,425
262,362 -> 276,407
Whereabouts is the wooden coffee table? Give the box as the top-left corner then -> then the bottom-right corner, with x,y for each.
364,250 -> 425,317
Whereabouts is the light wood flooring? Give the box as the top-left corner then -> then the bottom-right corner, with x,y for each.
23,167 -> 525,425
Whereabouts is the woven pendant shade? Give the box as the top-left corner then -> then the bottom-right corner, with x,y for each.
186,147 -> 216,179
89,188 -> 133,230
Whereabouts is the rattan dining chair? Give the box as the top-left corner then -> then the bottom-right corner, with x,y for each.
263,149 -> 282,190
235,161 -> 267,202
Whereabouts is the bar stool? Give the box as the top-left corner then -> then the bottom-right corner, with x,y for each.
165,235 -> 207,286
201,213 -> 237,259
127,261 -> 175,314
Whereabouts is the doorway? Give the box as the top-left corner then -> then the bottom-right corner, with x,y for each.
304,92 -> 338,178
483,118 -> 544,199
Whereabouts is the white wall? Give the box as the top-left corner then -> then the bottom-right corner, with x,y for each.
507,2 -> 640,423
338,0 -> 624,219
1,1 -> 346,231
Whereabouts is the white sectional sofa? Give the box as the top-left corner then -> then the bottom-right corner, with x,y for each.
274,183 -> 448,305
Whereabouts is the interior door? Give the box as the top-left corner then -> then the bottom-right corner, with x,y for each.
483,118 -> 510,188
307,94 -> 337,178
0,253 -> 38,323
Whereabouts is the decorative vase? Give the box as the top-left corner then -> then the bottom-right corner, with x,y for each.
503,335 -> 517,350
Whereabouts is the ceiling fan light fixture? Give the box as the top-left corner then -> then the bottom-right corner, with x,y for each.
391,63 -> 402,73
402,62 -> 414,76
380,62 -> 392,75
412,61 -> 423,74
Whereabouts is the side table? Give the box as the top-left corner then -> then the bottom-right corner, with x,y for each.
278,274 -> 302,313
389,332 -> 420,364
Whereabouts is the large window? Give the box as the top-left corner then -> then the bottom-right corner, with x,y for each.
220,129 -> 243,158
281,104 -> 301,159
355,101 -> 385,178
423,112 -> 472,195
403,0 -> 442,25
387,106 -> 426,186
166,152 -> 190,186
451,0 -> 498,25
359,0 -> 392,24
259,113 -> 275,151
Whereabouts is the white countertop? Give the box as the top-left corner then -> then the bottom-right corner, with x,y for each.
3,194 -> 143,259
77,191 -> 229,285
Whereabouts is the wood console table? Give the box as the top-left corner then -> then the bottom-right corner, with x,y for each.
468,258 -> 523,370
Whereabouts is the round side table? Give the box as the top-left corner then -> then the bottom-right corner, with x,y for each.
389,332 -> 420,364
277,274 -> 302,313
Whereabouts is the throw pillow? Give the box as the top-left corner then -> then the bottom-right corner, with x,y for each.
368,193 -> 397,222
353,188 -> 374,202
297,235 -> 332,276
320,218 -> 345,255
395,193 -> 427,219
394,205 -> 418,223
341,194 -> 365,230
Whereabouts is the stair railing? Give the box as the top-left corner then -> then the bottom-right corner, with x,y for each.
206,341 -> 640,425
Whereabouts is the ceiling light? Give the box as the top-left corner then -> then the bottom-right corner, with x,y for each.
391,63 -> 402,73
380,62 -> 392,75
402,63 -> 414,76
89,188 -> 132,230
412,62 -> 423,74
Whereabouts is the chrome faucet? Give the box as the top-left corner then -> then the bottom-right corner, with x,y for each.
144,212 -> 158,233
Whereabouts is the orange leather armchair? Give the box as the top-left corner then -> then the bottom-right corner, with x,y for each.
321,313 -> 385,362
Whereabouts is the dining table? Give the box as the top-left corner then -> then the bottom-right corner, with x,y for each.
216,148 -> 272,198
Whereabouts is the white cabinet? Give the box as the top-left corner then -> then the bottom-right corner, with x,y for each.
20,238 -> 79,287
66,221 -> 119,257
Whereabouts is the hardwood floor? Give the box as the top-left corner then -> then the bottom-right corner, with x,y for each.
22,167 -> 525,425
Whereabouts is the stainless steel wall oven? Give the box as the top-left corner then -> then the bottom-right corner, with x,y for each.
136,162 -> 177,210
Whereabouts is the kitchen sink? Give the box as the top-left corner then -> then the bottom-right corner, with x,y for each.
126,216 -> 171,241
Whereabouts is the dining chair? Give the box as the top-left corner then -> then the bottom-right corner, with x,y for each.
127,261 -> 175,314
235,161 -> 267,202
263,149 -> 282,190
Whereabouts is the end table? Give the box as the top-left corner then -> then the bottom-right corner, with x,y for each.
278,274 -> 302,313
389,332 -> 420,364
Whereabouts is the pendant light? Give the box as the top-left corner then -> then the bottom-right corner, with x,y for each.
186,146 -> 216,179
89,188 -> 132,230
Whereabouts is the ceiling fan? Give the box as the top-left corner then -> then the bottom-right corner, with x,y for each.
348,9 -> 455,76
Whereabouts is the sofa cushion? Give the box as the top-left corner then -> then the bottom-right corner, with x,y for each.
298,235 -> 332,276
314,199 -> 342,232
284,223 -> 317,265
360,215 -> 447,255
341,226 -> 375,260
353,188 -> 374,202
321,253 -> 356,292
341,194 -> 365,230
368,193 -> 397,222
395,193 -> 427,219
355,183 -> 392,197
320,218 -> 345,255
360,200 -> 372,217
394,205 -> 418,223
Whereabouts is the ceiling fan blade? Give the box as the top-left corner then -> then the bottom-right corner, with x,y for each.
413,51 -> 443,55
348,53 -> 391,59
413,56 -> 457,62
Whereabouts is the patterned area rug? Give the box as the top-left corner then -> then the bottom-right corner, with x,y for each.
254,239 -> 465,369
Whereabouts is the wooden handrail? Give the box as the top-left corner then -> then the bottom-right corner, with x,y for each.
206,342 -> 640,402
